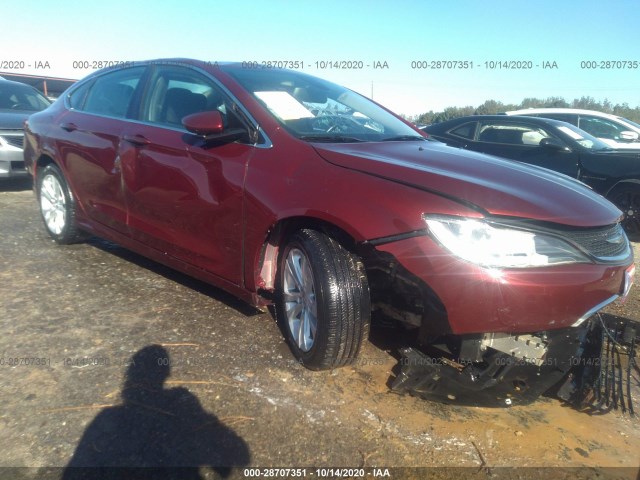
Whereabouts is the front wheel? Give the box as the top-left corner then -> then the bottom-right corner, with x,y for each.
37,164 -> 85,244
608,185 -> 640,237
277,229 -> 371,370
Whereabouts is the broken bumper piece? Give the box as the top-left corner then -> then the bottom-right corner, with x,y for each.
391,347 -> 570,407
392,316 -> 638,411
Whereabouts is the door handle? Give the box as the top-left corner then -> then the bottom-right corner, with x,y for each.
60,122 -> 77,132
123,134 -> 151,146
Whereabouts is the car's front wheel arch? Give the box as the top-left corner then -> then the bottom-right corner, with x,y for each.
255,217 -> 363,293
35,155 -> 56,184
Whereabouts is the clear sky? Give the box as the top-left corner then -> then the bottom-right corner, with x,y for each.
3,0 -> 639,116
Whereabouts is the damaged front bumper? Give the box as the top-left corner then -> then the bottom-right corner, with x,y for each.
392,316 -> 638,411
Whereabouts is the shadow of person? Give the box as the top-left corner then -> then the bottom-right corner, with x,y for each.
62,345 -> 250,479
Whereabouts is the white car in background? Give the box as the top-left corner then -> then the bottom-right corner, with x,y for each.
506,108 -> 640,149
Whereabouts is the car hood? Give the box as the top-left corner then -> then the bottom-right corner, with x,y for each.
0,110 -> 30,130
313,141 -> 622,227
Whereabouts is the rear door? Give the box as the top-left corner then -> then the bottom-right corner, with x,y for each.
120,64 -> 254,284
58,66 -> 147,234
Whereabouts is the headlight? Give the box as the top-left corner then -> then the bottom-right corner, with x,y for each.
424,215 -> 591,268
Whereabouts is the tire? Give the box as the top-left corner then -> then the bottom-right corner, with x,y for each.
37,164 -> 85,244
608,185 -> 640,237
277,229 -> 371,370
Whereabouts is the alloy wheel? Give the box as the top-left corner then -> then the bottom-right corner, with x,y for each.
283,247 -> 318,352
40,173 -> 67,235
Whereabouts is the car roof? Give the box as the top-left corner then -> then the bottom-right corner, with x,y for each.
429,115 -> 574,129
93,58 -> 238,72
76,58 -> 244,86
506,108 -> 623,119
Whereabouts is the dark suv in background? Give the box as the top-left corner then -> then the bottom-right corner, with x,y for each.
0,78 -> 51,178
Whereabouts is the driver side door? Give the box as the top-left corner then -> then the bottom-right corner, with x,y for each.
121,65 -> 255,285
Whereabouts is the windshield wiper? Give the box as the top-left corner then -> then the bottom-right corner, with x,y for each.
381,135 -> 426,142
298,135 -> 365,143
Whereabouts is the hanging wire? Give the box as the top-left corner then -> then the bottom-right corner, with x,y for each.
588,314 -> 637,415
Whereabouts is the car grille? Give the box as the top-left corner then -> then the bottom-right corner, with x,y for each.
564,223 -> 629,260
10,161 -> 25,171
4,134 -> 24,149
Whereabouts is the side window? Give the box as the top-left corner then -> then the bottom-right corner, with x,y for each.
0,84 -> 49,111
82,67 -> 146,118
578,116 -> 625,140
449,122 -> 476,140
142,66 -> 235,129
478,123 -> 553,146
67,80 -> 93,110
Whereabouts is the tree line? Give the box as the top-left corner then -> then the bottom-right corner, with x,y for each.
412,96 -> 640,125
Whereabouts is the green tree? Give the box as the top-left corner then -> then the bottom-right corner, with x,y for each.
520,97 -> 544,108
474,99 -> 505,115
572,96 -> 600,110
544,97 -> 569,108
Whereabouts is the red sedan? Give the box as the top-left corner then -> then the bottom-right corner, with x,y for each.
24,59 -> 635,406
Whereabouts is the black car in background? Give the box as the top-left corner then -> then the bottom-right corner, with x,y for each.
0,78 -> 51,178
425,115 -> 640,235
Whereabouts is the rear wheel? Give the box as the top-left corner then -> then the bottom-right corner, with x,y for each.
277,229 -> 370,370
37,164 -> 85,244
608,185 -> 640,237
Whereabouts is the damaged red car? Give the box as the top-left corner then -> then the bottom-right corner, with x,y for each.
24,59 -> 635,408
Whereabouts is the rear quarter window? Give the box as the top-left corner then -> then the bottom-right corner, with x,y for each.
67,81 -> 93,110
449,122 -> 476,139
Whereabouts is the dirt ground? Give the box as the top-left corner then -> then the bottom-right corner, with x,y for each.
1,178 -> 639,480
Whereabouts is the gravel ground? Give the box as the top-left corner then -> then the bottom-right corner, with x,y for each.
0,178 -> 638,480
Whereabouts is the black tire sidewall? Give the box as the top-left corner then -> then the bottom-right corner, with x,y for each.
609,185 -> 640,236
278,233 -> 332,369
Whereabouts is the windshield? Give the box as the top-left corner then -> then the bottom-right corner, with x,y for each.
223,66 -> 423,143
0,82 -> 51,111
556,123 -> 611,150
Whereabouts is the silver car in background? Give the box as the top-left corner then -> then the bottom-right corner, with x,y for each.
0,78 -> 51,178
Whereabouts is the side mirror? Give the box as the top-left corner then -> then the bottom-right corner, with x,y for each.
182,111 -> 224,135
619,130 -> 639,142
540,137 -> 570,151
